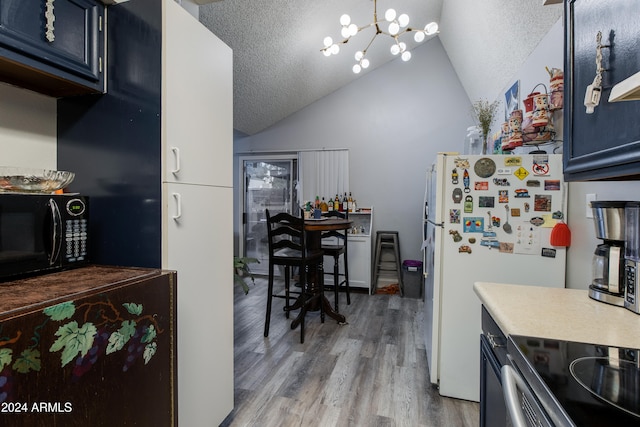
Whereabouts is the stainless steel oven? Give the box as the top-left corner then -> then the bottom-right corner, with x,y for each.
504,335 -> 640,427
0,194 -> 89,281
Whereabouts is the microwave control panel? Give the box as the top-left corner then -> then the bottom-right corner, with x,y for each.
63,198 -> 88,263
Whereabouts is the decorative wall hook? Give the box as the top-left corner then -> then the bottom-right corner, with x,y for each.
584,31 -> 609,114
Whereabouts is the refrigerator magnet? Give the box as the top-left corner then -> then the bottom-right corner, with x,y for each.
499,190 -> 509,203
534,194 -> 552,211
463,217 -> 483,232
449,209 -> 460,223
474,181 -> 489,190
452,188 -> 463,204
474,158 -> 497,178
514,167 -> 529,180
463,169 -> 470,192
452,168 -> 459,184
449,229 -> 463,242
464,195 -> 473,213
479,196 -> 495,208
544,180 -> 561,190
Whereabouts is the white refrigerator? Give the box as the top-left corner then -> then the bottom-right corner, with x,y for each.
422,153 -> 567,402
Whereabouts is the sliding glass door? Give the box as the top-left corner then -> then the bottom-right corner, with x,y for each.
241,155 -> 297,275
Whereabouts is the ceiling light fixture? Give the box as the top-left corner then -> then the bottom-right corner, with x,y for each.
321,0 -> 439,74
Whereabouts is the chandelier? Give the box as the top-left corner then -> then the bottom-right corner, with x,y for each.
321,0 -> 439,74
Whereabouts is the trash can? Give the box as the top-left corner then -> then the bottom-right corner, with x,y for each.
402,260 -> 423,298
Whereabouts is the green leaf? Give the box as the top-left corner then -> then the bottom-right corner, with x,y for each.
0,348 -> 12,370
106,320 -> 136,355
143,342 -> 157,365
49,321 -> 97,367
122,303 -> 143,316
13,349 -> 41,373
43,301 -> 76,321
141,324 -> 156,344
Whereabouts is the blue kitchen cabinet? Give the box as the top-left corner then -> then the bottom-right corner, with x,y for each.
0,0 -> 104,96
563,0 -> 640,180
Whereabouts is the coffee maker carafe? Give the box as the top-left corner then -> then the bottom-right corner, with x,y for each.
624,201 -> 640,314
589,201 -> 627,306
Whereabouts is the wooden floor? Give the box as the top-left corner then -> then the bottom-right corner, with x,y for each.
220,277 -> 479,427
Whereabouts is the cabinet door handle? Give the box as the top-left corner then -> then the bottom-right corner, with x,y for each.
172,193 -> 182,220
45,0 -> 55,42
171,147 -> 181,175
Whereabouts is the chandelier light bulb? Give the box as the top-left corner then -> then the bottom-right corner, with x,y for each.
320,1 -> 438,72
385,8 -> 396,21
425,22 -> 439,35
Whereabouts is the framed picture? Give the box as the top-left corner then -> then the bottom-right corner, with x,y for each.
505,80 -> 520,120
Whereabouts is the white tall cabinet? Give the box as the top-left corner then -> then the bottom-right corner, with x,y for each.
162,1 -> 233,425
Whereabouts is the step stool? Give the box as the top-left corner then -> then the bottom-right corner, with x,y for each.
372,231 -> 403,295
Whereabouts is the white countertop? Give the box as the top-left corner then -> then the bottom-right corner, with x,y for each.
474,282 -> 640,349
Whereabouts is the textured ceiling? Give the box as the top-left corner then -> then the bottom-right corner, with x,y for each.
199,0 -> 443,135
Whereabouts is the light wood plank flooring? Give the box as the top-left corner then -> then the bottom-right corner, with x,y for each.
220,278 -> 479,427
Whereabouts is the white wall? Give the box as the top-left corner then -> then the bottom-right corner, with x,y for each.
236,37 -> 473,264
0,83 -> 57,169
439,0 -> 563,104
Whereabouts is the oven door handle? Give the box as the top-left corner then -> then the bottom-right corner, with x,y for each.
502,364 -> 535,427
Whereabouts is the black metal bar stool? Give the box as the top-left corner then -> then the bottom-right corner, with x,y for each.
321,210 -> 350,313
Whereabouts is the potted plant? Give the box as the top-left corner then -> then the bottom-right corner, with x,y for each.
234,256 -> 259,294
472,99 -> 499,154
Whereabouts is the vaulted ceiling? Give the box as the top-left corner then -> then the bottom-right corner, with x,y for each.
199,0 -> 443,136
198,0 -> 563,136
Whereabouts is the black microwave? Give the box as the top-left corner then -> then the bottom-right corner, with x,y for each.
0,194 -> 89,282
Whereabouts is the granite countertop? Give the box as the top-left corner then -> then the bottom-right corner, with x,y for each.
474,281 -> 640,349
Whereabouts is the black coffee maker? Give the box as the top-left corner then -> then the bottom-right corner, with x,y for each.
589,201 -> 627,306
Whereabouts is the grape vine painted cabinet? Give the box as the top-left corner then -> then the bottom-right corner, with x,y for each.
0,0 -> 105,96
0,266 -> 177,426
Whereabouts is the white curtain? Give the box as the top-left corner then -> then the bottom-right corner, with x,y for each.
298,149 -> 349,207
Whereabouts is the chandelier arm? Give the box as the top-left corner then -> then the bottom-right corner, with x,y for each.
360,32 -> 380,58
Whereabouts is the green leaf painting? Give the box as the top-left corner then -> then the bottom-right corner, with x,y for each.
49,321 -> 97,367
12,349 -> 41,373
43,301 -> 76,321
122,303 -> 143,316
141,324 -> 157,344
143,342 -> 157,365
0,295 -> 164,403
106,320 -> 137,355
0,348 -> 12,370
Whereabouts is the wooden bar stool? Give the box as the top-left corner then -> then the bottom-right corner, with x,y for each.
264,209 -> 325,343
372,231 -> 403,295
